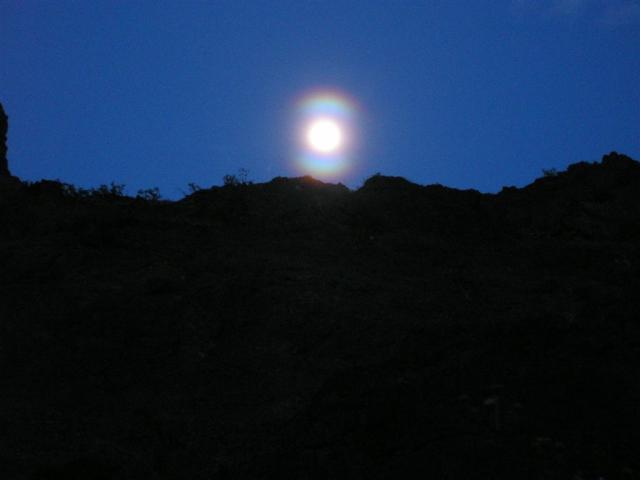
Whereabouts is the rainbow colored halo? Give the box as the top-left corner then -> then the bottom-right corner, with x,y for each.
293,89 -> 359,178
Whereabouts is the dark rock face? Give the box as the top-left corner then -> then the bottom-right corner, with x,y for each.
0,102 -> 9,176
1,153 -> 640,479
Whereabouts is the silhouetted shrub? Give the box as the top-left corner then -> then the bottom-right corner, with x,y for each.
61,183 -> 89,198
93,182 -> 126,197
542,168 -> 558,177
136,187 -> 162,201
223,168 -> 251,187
223,174 -> 238,187
187,182 -> 201,193
23,179 -> 66,198
60,182 -> 126,199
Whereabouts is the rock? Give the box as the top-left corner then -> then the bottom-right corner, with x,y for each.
0,102 -> 10,177
602,151 -> 636,170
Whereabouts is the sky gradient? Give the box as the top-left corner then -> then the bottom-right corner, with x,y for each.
1,1 -> 638,197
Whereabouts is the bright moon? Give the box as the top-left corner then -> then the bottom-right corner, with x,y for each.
306,119 -> 343,153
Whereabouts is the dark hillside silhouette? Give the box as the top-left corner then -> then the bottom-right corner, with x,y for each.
1,152 -> 639,479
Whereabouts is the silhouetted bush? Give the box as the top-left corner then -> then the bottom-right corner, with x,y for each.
61,182 -> 89,198
187,182 -> 201,193
223,168 -> 251,187
96,182 -> 125,197
136,187 -> 162,201
61,182 -> 126,198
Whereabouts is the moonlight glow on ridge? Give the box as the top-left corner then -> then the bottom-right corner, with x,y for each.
293,90 -> 359,178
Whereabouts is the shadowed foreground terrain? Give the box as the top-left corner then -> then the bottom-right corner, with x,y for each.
1,153 -> 639,479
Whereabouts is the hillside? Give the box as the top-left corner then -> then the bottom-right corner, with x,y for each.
1,152 -> 639,479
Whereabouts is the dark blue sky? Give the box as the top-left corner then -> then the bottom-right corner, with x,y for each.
1,1 -> 638,197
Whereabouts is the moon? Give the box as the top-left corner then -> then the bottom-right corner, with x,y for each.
293,89 -> 358,177
306,118 -> 343,153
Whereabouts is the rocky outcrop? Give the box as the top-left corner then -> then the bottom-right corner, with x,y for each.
0,102 -> 9,177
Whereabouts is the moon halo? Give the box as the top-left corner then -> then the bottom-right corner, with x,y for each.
293,90 -> 359,178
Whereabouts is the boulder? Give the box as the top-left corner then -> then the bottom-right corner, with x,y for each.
0,102 -> 9,177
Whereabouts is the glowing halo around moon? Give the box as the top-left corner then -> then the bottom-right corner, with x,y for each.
293,90 -> 359,178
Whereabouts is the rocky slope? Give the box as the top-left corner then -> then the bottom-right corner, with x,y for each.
1,152 -> 639,479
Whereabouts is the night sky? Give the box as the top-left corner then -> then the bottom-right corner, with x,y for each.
1,1 -> 638,198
